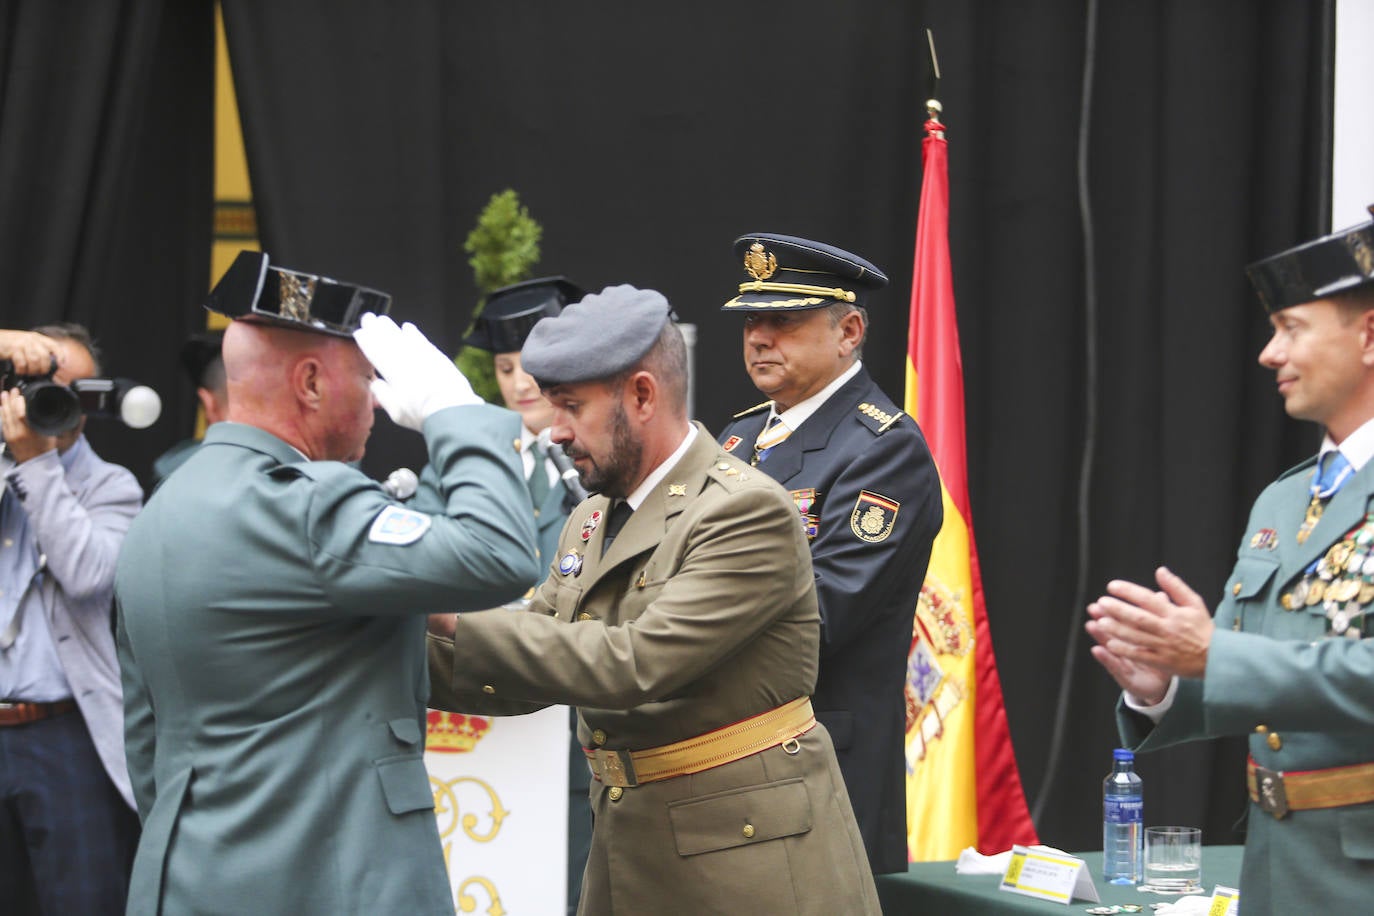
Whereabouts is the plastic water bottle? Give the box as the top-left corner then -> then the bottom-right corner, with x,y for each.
1102,747 -> 1143,884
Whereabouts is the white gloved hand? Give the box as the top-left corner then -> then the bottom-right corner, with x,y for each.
353,313 -> 481,431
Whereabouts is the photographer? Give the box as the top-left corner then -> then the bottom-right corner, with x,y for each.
0,324 -> 141,915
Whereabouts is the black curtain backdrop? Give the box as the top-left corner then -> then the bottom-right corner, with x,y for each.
0,0 -> 213,479
1,0 -> 1331,857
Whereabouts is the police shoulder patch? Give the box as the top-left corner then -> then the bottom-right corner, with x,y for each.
850,489 -> 899,542
368,505 -> 432,545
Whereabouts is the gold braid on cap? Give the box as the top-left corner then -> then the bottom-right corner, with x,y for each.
736,280 -> 857,303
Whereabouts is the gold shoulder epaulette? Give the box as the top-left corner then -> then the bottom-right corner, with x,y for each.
856,402 -> 905,433
732,400 -> 773,419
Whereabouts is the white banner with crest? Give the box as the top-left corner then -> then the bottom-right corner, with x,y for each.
425,704 -> 570,915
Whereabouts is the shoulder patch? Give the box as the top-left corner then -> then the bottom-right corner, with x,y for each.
722,435 -> 743,453
732,400 -> 773,420
855,402 -> 905,435
850,489 -> 900,542
369,505 -> 433,545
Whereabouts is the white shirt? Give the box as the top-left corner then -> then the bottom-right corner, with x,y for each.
768,360 -> 863,432
520,426 -> 558,489
625,424 -> 697,511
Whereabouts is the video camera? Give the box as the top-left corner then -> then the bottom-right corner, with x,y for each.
0,358 -> 161,437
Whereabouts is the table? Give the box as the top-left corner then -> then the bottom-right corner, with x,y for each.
876,846 -> 1243,914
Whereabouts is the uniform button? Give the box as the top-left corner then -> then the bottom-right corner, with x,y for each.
482,685 -> 495,694
716,462 -> 730,471
592,729 -> 607,746
578,613 -> 594,622
1254,724 -> 1268,734
2,538 -> 12,547
1267,732 -> 1283,751
1232,582 -> 1243,596
607,786 -> 624,801
742,824 -> 755,838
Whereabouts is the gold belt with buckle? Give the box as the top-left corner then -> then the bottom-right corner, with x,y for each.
584,697 -> 817,788
1247,755 -> 1374,819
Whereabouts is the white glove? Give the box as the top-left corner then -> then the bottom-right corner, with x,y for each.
352,313 -> 481,431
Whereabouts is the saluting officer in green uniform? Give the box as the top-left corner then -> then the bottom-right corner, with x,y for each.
115,252 -> 539,916
1087,206 -> 1374,915
427,285 -> 882,915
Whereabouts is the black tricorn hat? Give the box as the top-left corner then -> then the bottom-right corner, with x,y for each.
205,250 -> 391,338
721,232 -> 888,312
1246,205 -> 1374,313
463,276 -> 585,353
179,332 -> 223,388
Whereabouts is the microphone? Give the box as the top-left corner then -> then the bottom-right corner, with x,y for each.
536,428 -> 589,502
381,467 -> 419,500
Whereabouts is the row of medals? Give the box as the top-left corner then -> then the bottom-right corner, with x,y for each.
1285,513 -> 1374,638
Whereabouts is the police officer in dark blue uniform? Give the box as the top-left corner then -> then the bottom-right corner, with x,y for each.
716,232 -> 943,874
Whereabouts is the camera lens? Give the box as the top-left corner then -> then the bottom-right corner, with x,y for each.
22,380 -> 82,436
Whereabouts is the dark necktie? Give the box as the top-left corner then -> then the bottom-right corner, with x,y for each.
601,500 -> 633,557
527,441 -> 550,508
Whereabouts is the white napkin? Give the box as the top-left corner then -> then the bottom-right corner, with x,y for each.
1149,896 -> 1214,915
954,845 -> 1069,875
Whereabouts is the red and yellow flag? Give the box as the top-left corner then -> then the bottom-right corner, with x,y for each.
904,109 -> 1038,860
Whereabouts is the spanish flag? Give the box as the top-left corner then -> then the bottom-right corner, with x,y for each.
904,106 -> 1039,859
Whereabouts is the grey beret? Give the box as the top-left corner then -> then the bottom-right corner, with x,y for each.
521,284 -> 673,385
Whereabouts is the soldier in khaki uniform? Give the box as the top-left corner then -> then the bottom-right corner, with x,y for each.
427,284 -> 881,915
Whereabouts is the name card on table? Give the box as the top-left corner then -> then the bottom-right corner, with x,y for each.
1208,885 -> 1240,916
998,845 -> 1101,905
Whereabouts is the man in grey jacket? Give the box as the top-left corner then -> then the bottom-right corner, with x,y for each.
0,323 -> 141,915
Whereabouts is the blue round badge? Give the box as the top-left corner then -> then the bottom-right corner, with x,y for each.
558,550 -> 584,577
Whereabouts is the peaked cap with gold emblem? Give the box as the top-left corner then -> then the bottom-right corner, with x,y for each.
1246,204 -> 1374,313
722,232 -> 888,312
205,250 -> 391,338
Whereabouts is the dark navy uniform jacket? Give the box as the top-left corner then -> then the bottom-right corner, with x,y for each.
717,365 -> 942,874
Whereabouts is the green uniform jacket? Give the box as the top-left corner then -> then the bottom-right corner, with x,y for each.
428,426 -> 881,915
115,405 -> 539,916
1119,455 -> 1374,916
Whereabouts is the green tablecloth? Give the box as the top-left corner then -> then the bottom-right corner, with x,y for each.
875,846 -> 1244,914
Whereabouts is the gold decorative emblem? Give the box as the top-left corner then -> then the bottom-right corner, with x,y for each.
850,490 -> 899,542
743,241 -> 778,280
278,272 -> 316,321
668,484 -> 687,496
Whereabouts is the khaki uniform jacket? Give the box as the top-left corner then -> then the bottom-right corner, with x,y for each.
428,425 -> 880,915
1120,454 -> 1374,916
116,406 -> 539,916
